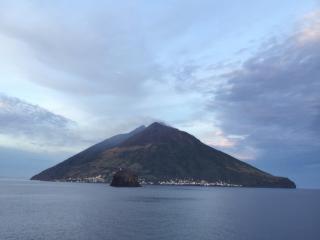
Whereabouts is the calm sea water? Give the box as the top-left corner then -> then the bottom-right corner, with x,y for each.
0,179 -> 319,240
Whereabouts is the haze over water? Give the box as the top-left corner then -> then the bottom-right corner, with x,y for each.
1,179 -> 319,240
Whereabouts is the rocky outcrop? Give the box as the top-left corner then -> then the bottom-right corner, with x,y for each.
110,169 -> 141,187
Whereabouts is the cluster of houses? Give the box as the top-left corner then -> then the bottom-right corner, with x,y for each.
61,175 -> 242,187
140,178 -> 242,187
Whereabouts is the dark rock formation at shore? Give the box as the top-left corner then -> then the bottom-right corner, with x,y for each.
110,169 -> 141,187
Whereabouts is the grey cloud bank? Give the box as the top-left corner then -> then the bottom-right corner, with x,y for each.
0,94 -> 77,149
211,14 -> 320,187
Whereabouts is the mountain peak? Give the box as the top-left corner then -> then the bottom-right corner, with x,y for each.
148,122 -> 168,128
114,121 -> 209,150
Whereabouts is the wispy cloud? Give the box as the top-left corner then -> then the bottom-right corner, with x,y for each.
0,2 -> 161,97
0,94 -> 78,152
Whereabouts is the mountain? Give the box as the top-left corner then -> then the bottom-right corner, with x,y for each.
31,122 -> 296,188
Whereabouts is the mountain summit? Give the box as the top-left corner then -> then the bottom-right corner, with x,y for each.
31,122 -> 295,188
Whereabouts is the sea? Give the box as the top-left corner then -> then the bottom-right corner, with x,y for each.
0,179 -> 319,240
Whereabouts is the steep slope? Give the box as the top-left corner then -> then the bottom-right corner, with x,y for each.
31,122 -> 295,188
31,125 -> 145,181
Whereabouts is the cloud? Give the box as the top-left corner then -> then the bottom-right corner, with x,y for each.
209,11 -> 320,174
297,11 -> 320,44
0,0 -> 228,98
0,1 -> 162,97
0,94 -> 78,152
0,0 -> 299,98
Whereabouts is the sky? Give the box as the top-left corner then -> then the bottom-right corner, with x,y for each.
0,0 -> 319,188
